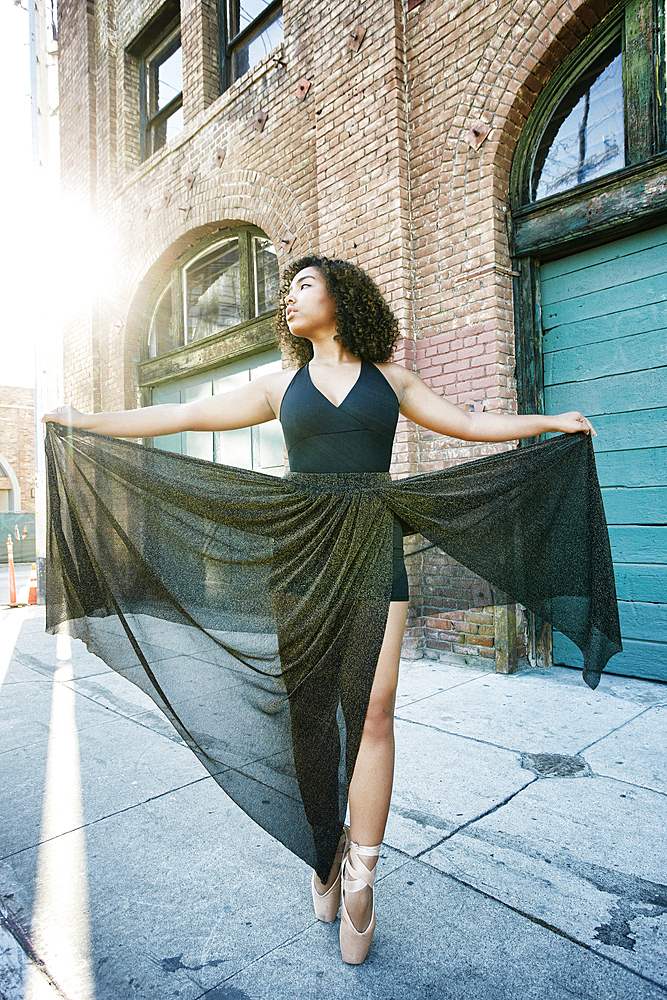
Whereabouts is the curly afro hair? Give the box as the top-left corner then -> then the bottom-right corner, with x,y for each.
275,255 -> 400,367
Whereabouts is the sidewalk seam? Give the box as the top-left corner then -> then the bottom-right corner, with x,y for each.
0,775 -> 212,863
411,866 -> 667,996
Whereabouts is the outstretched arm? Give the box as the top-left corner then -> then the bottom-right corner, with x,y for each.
42,372 -> 285,438
395,368 -> 595,441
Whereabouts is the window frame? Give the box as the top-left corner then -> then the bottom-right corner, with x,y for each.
511,0 -> 666,210
219,0 -> 283,91
138,226 -> 280,390
148,349 -> 285,474
510,0 -> 667,440
140,19 -> 183,161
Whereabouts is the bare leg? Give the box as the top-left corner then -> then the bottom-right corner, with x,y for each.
344,600 -> 408,930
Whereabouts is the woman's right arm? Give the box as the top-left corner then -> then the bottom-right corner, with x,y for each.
42,371 -> 290,438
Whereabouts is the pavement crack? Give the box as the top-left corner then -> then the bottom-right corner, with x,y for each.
0,775 -> 212,862
413,867 -> 667,995
412,776 -> 538,856
393,714 -> 528,754
395,671 -> 491,709
579,703 -> 661,755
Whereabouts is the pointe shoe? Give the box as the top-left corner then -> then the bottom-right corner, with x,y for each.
311,825 -> 350,922
339,840 -> 381,965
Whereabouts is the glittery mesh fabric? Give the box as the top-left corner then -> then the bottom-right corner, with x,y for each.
45,424 -> 621,879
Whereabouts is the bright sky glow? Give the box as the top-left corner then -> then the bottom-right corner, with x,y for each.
1,1 -> 36,388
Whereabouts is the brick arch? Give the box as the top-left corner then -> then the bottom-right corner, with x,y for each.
442,0 -> 613,272
125,168 -> 315,291
484,0 -> 614,206
121,173 -> 314,401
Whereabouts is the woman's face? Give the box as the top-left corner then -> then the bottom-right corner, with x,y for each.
284,267 -> 336,339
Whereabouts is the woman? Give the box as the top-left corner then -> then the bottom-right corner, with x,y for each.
44,256 -> 605,966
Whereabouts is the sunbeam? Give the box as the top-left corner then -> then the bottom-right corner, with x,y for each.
25,646 -> 96,1000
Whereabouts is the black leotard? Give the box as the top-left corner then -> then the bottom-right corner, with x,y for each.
280,360 -> 408,599
280,360 -> 399,473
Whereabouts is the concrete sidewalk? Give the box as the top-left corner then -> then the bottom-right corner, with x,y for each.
1,605 -> 665,1000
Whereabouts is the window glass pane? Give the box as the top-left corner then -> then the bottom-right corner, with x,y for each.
150,386 -> 182,454
185,240 -> 243,343
255,421 -> 284,472
164,104 -> 183,143
151,104 -> 183,154
215,427 -> 253,468
149,285 -> 182,357
213,370 -> 252,468
232,9 -> 283,80
213,354 -> 283,473
184,383 -> 214,461
253,236 -> 279,315
150,105 -> 184,154
250,359 -> 283,473
532,38 -> 624,202
155,40 -> 182,111
149,352 -> 282,470
228,0 -> 275,37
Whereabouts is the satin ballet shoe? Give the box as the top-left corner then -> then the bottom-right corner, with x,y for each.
339,840 -> 381,965
311,825 -> 350,922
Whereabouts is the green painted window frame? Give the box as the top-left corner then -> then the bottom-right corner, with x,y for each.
141,21 -> 183,161
511,0 -> 666,209
127,0 -> 183,163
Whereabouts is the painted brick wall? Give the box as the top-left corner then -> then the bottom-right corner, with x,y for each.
56,0 -> 614,666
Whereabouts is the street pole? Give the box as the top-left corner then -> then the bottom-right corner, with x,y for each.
29,0 -> 61,603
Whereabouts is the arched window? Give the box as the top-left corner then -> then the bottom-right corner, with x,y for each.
146,226 -> 279,359
512,0 -> 666,208
531,35 -> 624,201
138,226 -> 283,474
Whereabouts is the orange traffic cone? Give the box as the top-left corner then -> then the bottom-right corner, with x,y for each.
7,535 -> 16,605
28,563 -> 37,605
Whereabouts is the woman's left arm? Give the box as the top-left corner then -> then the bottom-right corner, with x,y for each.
394,368 -> 595,442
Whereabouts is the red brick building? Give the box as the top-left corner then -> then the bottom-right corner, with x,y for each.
56,0 -> 667,679
0,386 -> 35,514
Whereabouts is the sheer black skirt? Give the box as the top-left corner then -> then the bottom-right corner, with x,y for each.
45,425 -> 621,879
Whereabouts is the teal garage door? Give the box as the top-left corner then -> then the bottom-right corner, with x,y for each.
541,225 -> 667,682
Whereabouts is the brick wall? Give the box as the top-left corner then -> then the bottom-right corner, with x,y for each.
0,386 -> 35,512
400,0 -> 613,663
57,0 -> 615,667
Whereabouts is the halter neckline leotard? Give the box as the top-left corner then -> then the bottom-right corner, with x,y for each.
280,360 -> 408,599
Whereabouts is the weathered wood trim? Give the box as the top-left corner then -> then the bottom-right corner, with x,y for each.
657,0 -> 667,152
510,7 -> 624,206
513,257 -> 545,426
625,0 -> 656,164
138,314 -> 278,386
494,605 -> 518,675
528,618 -> 553,670
511,155 -> 667,257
